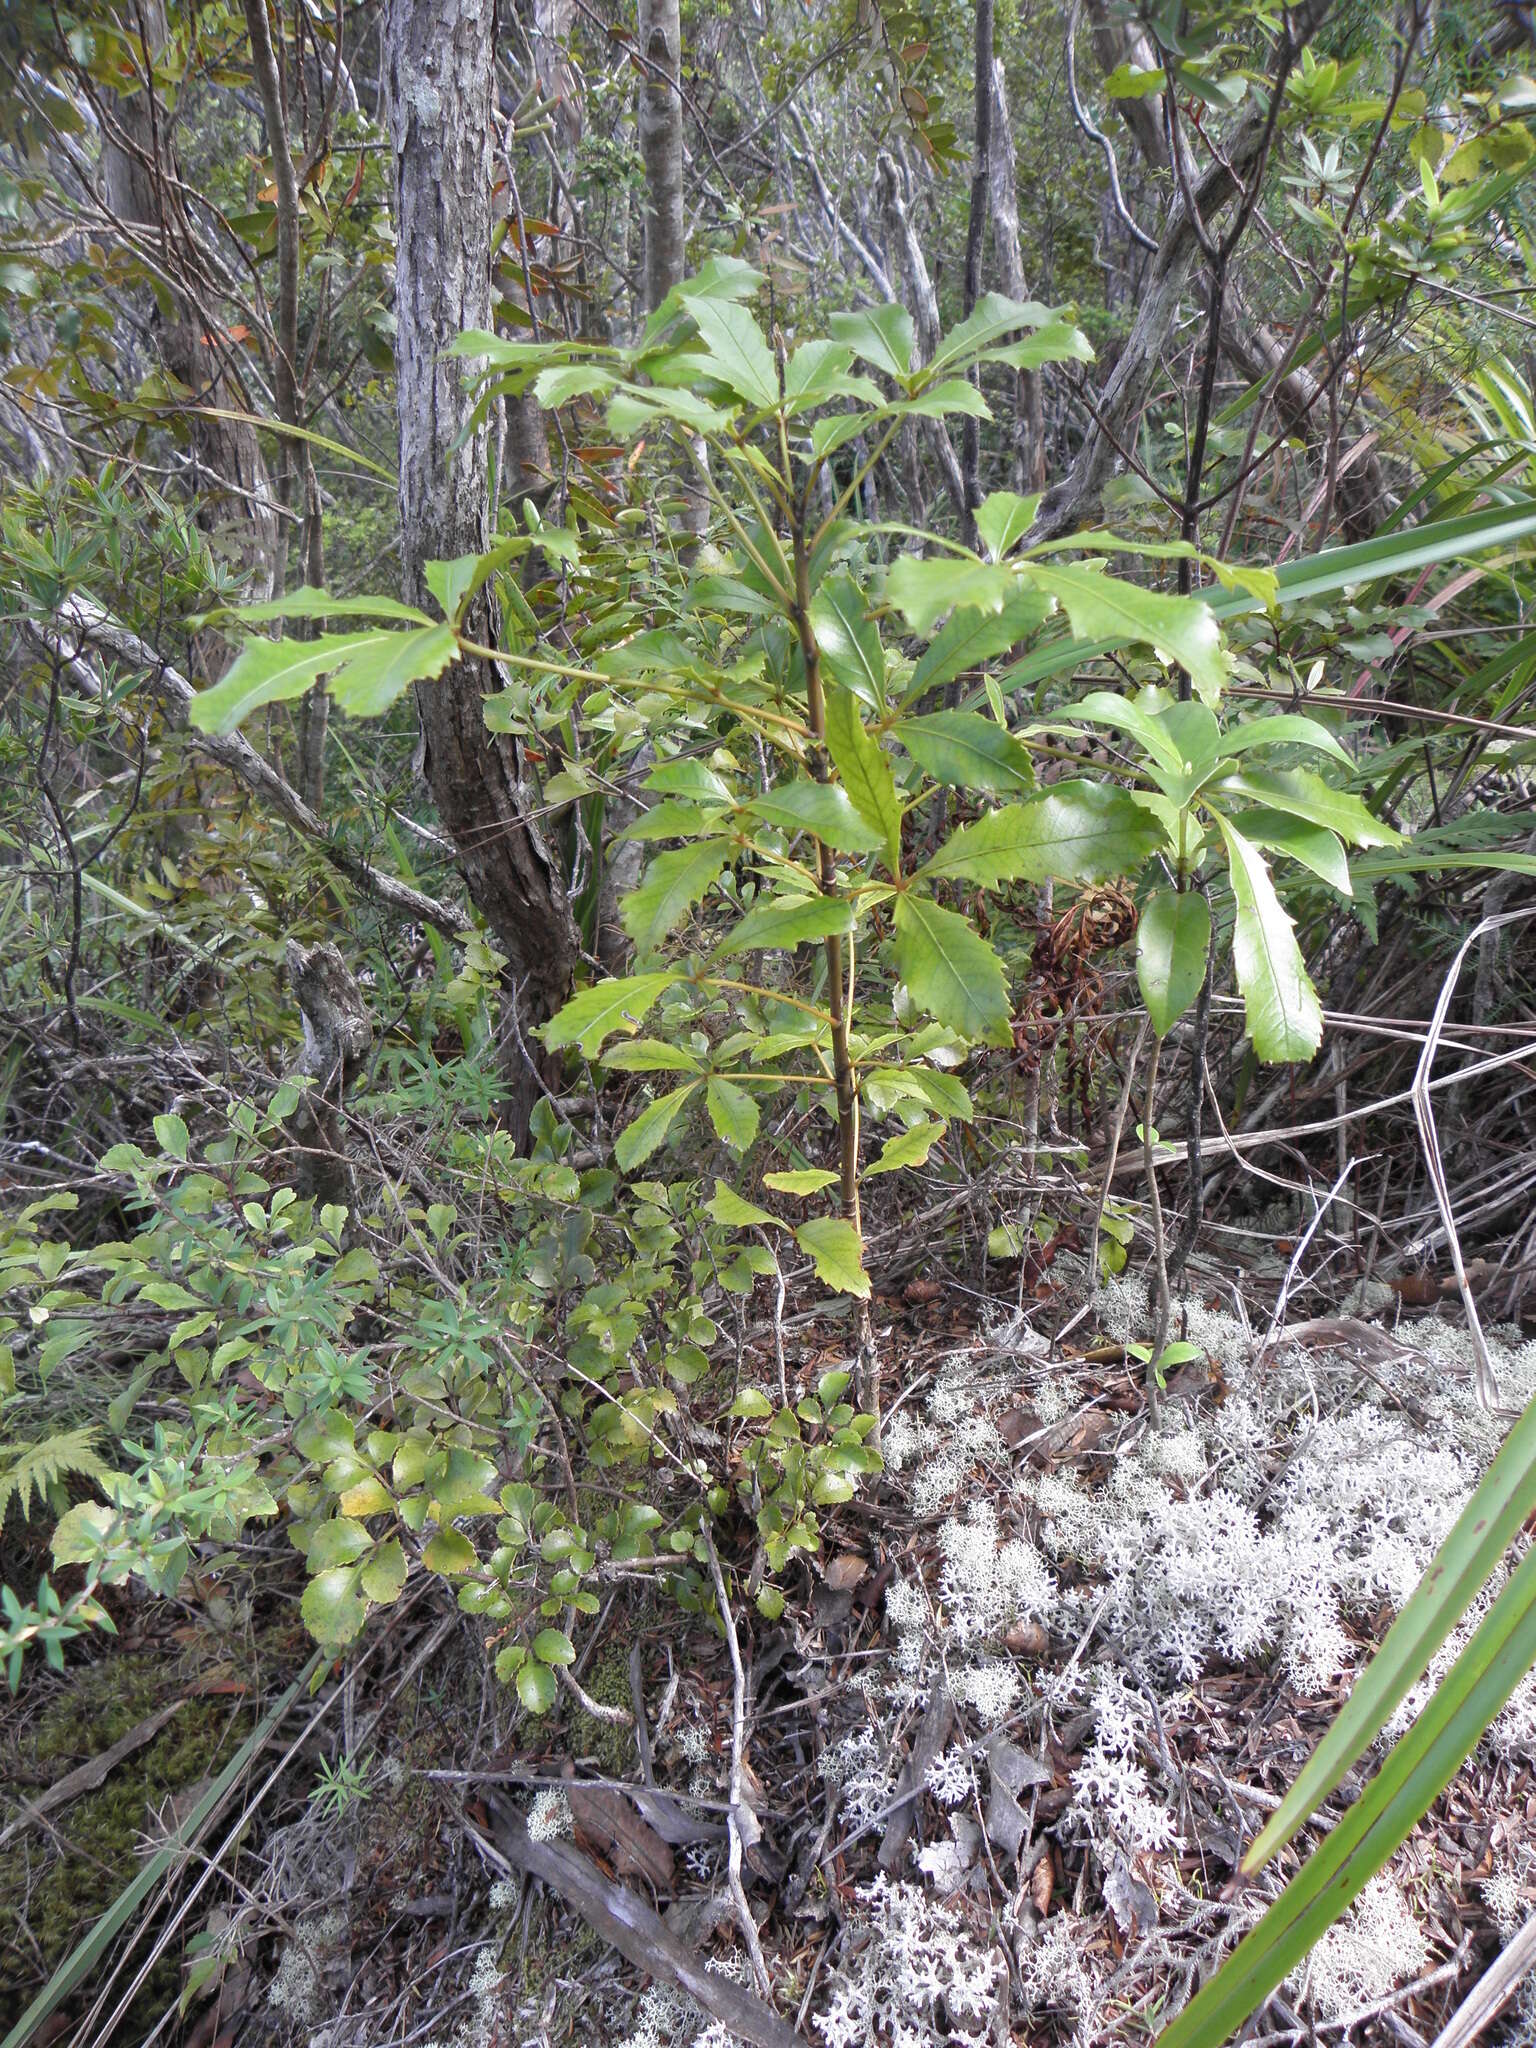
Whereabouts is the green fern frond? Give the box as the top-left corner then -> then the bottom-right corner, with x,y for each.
0,1428 -> 109,1528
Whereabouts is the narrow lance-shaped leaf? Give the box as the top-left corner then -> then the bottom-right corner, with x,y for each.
824,685 -> 902,875
1218,816 -> 1323,1063
1240,1384 -> 1536,1879
1160,1542 -> 1536,2048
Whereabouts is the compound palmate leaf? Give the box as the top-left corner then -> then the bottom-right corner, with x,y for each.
1218,817 -> 1323,1063
892,893 -> 1011,1047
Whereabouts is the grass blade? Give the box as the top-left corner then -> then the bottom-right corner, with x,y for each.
1240,1388 -> 1536,1874
1160,1544 -> 1536,2048
0,1650 -> 322,2048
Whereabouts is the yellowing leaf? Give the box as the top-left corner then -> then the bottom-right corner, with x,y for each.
794,1216 -> 871,1297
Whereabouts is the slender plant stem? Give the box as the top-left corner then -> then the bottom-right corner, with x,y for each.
1144,1033 -> 1169,1428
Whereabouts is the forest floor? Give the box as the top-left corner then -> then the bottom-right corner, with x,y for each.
4,1249 -> 1535,2048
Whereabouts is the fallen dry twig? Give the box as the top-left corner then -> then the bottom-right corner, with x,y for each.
486,1801 -> 802,2048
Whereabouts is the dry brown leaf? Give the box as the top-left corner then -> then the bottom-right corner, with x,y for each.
824,1552 -> 870,1592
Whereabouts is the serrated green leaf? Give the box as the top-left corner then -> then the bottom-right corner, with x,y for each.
1214,713 -> 1353,769
1027,565 -> 1228,706
885,555 -> 1016,635
864,1118 -> 945,1176
329,622 -> 460,718
705,1077 -> 760,1151
714,892 -> 854,958
622,841 -> 730,956
984,322 -> 1096,370
359,1539 -> 408,1606
1220,766 -> 1401,849
1218,817 -> 1323,1063
763,1168 -> 839,1194
708,1182 -> 777,1227
864,1064 -> 974,1121
811,573 -> 885,706
233,586 -> 431,626
1064,689 -> 1188,786
892,894 -> 1011,1046
615,1083 -> 699,1171
975,491 -> 1040,561
929,291 -> 1053,373
1231,809 -> 1352,894
745,781 -> 883,853
824,686 -> 901,873
921,783 -> 1163,888
542,973 -> 680,1056
905,585 -> 1055,700
645,756 -> 735,802
731,1388 -> 774,1418
1136,890 -> 1211,1037
896,711 -> 1034,793
533,364 -> 617,407
301,1566 -> 368,1650
153,1112 -> 188,1159
600,1038 -> 702,1074
794,1216 -> 871,1298
189,632 -> 384,735
532,1627 -> 576,1665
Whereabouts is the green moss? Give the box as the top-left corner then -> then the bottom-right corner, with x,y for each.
563,1640 -> 640,1779
0,1652 -> 254,2042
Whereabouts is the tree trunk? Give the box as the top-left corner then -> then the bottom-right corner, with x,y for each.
593,0 -> 690,969
986,58 -> 1046,491
637,0 -> 685,315
101,0 -> 280,618
384,0 -> 579,1147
